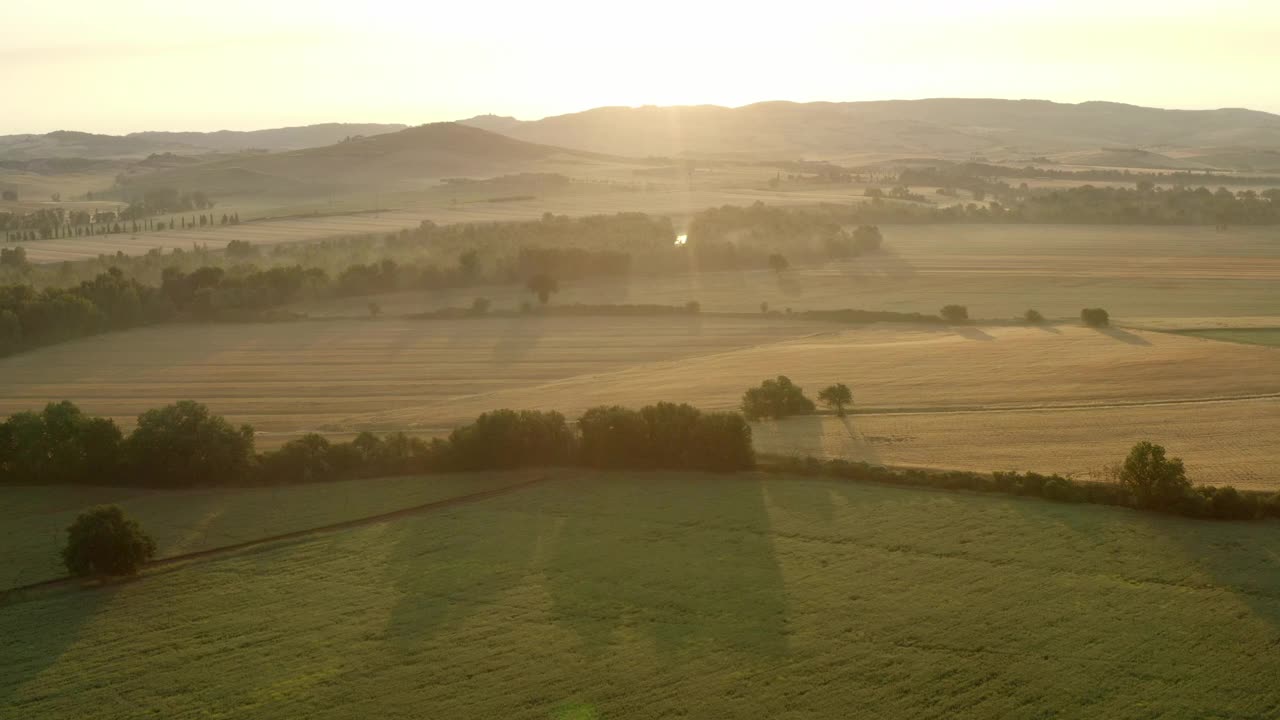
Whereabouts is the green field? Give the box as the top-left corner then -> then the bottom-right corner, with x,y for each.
4,472 -> 1280,718
1175,328 -> 1280,347
0,472 -> 532,590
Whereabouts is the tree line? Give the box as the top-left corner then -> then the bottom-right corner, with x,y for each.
0,399 -> 755,488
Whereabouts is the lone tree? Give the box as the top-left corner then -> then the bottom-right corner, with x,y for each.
851,225 -> 883,253
62,505 -> 156,578
527,273 -> 559,304
1118,441 -> 1190,509
818,383 -> 854,416
1023,309 -> 1044,324
940,304 -> 969,323
741,376 -> 816,420
1081,308 -> 1110,327
767,253 -> 789,274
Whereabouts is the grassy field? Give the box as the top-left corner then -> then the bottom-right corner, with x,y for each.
4,472 -> 1280,718
0,472 -> 532,590
0,317 -> 1275,487
1174,328 -> 1280,347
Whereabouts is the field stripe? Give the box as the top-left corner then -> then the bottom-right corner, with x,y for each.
0,473 -> 553,599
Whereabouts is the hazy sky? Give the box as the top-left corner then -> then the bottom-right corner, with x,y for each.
8,0 -> 1280,134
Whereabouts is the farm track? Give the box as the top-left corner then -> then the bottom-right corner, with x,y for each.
0,473 -> 554,600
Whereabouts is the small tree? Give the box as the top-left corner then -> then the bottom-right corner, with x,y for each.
768,253 -> 789,274
62,505 -> 156,578
852,225 -> 883,253
741,376 -> 816,420
1118,441 -> 1190,509
527,273 -> 559,304
940,304 -> 969,323
1081,308 -> 1110,327
1023,309 -> 1044,324
818,383 -> 854,416
368,302 -> 382,318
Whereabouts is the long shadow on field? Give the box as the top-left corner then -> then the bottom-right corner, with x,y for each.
953,326 -> 995,342
542,474 -> 789,658
0,584 -> 116,709
1093,327 -> 1152,346
384,502 -> 543,652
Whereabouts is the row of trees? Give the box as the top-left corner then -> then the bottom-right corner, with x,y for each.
0,399 -> 756,488
0,264 -> 327,357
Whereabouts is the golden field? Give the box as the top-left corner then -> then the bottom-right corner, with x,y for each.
0,316 -> 1274,488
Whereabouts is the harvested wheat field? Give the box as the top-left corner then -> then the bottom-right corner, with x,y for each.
0,316 -> 826,436
752,398 -> 1280,489
0,317 -> 1274,487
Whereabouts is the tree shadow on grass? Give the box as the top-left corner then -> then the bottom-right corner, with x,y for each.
384,503 -> 543,654
543,475 -> 789,659
0,582 -> 116,710
953,326 -> 996,341
1093,326 -> 1152,346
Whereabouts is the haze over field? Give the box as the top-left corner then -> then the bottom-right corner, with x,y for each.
4,3 -> 1280,719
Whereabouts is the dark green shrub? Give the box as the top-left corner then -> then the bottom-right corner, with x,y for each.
447,409 -> 575,470
1042,476 -> 1082,502
1204,485 -> 1258,520
689,411 -> 754,471
61,505 -> 156,578
126,401 -> 255,487
940,305 -> 969,323
741,376 -> 816,420
1117,441 -> 1189,509
1081,308 -> 1110,327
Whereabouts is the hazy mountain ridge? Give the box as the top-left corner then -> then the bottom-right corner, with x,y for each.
459,99 -> 1280,164
117,122 -> 616,197
0,123 -> 407,161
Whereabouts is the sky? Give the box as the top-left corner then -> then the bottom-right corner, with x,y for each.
7,0 -> 1280,134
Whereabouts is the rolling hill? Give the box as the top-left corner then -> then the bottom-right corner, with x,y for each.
115,122 -> 624,197
461,99 -> 1280,164
0,123 -> 406,161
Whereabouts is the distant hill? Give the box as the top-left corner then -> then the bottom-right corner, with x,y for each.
0,123 -> 406,161
116,122 -> 615,197
459,99 -> 1280,165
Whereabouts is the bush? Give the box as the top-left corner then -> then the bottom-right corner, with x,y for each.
851,225 -> 883,253
578,405 -> 649,468
741,376 -> 816,420
940,304 -> 969,323
1023,309 -> 1044,324
447,409 -> 575,470
259,433 -> 334,484
61,505 -> 156,578
471,297 -> 491,315
1117,441 -> 1189,509
1081,307 -> 1110,327
126,401 -> 255,487
688,411 -> 754,471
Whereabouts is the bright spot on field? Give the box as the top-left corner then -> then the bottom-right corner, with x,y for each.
674,234 -> 688,245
